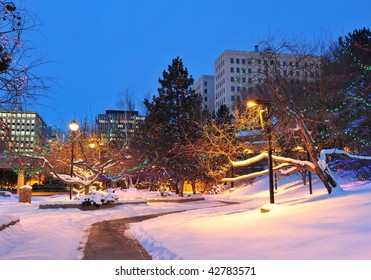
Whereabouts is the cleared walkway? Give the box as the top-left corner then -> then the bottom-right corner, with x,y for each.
82,212 -> 183,260
82,201 -> 239,260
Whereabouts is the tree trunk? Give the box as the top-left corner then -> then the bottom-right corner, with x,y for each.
178,180 -> 184,197
191,180 -> 196,194
301,171 -> 307,185
295,117 -> 337,194
174,179 -> 179,194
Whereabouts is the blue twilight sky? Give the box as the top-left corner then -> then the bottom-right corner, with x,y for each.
21,0 -> 370,130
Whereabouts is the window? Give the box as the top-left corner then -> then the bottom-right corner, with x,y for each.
242,77 -> 246,83
248,68 -> 252,74
204,96 -> 208,101
230,58 -> 234,63
231,86 -> 235,92
204,89 -> 207,93
231,95 -> 235,101
231,77 -> 235,82
230,67 -> 234,73
242,59 -> 246,64
236,58 -> 240,64
237,86 -> 240,92
236,67 -> 240,73
204,81 -> 207,86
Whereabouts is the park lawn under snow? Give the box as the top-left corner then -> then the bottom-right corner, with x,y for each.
0,172 -> 370,260
129,175 -> 371,260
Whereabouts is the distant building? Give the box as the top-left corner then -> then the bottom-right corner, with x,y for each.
195,48 -> 321,116
193,75 -> 215,115
96,110 -> 145,143
0,111 -> 51,153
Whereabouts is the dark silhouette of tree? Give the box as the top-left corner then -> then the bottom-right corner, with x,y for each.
0,1 -> 51,151
133,57 -> 203,195
215,104 -> 234,125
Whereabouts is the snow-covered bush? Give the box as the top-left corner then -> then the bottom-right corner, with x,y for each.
76,191 -> 119,207
207,185 -> 225,194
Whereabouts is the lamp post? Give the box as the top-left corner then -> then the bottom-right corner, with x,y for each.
69,120 -> 79,200
247,100 -> 275,204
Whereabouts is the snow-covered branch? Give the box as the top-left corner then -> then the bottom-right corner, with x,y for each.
222,162 -> 290,183
231,152 -> 316,171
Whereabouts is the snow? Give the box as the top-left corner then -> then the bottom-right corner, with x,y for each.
20,185 -> 32,190
1,173 -> 371,261
130,175 -> 371,260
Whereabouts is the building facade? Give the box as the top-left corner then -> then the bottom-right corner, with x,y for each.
96,110 -> 145,143
193,75 -> 215,115
199,48 -> 321,115
0,111 -> 51,153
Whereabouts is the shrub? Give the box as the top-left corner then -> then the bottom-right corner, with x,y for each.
77,191 -> 119,207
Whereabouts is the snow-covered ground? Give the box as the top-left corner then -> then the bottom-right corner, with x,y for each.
131,175 -> 371,260
1,172 -> 370,261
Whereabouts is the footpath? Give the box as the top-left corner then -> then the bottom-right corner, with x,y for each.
82,212 -> 184,260
82,201 -> 238,260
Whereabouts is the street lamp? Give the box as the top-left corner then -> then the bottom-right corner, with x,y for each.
69,120 -> 79,199
247,99 -> 275,204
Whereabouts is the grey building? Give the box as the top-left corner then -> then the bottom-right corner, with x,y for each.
193,75 -> 215,115
0,111 -> 51,153
213,48 -> 321,114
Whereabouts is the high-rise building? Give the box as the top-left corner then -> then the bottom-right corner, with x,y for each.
0,111 -> 51,153
193,75 -> 215,115
96,110 -> 145,143
212,48 -> 321,114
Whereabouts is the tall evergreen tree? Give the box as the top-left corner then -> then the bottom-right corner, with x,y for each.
134,57 -> 202,194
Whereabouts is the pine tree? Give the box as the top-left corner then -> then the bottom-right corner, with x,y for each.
134,57 -> 202,194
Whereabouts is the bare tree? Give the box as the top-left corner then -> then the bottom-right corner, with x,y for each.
116,87 -> 136,111
226,36 -> 346,193
18,132 -> 134,195
0,1 -> 49,110
0,2 -> 51,152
